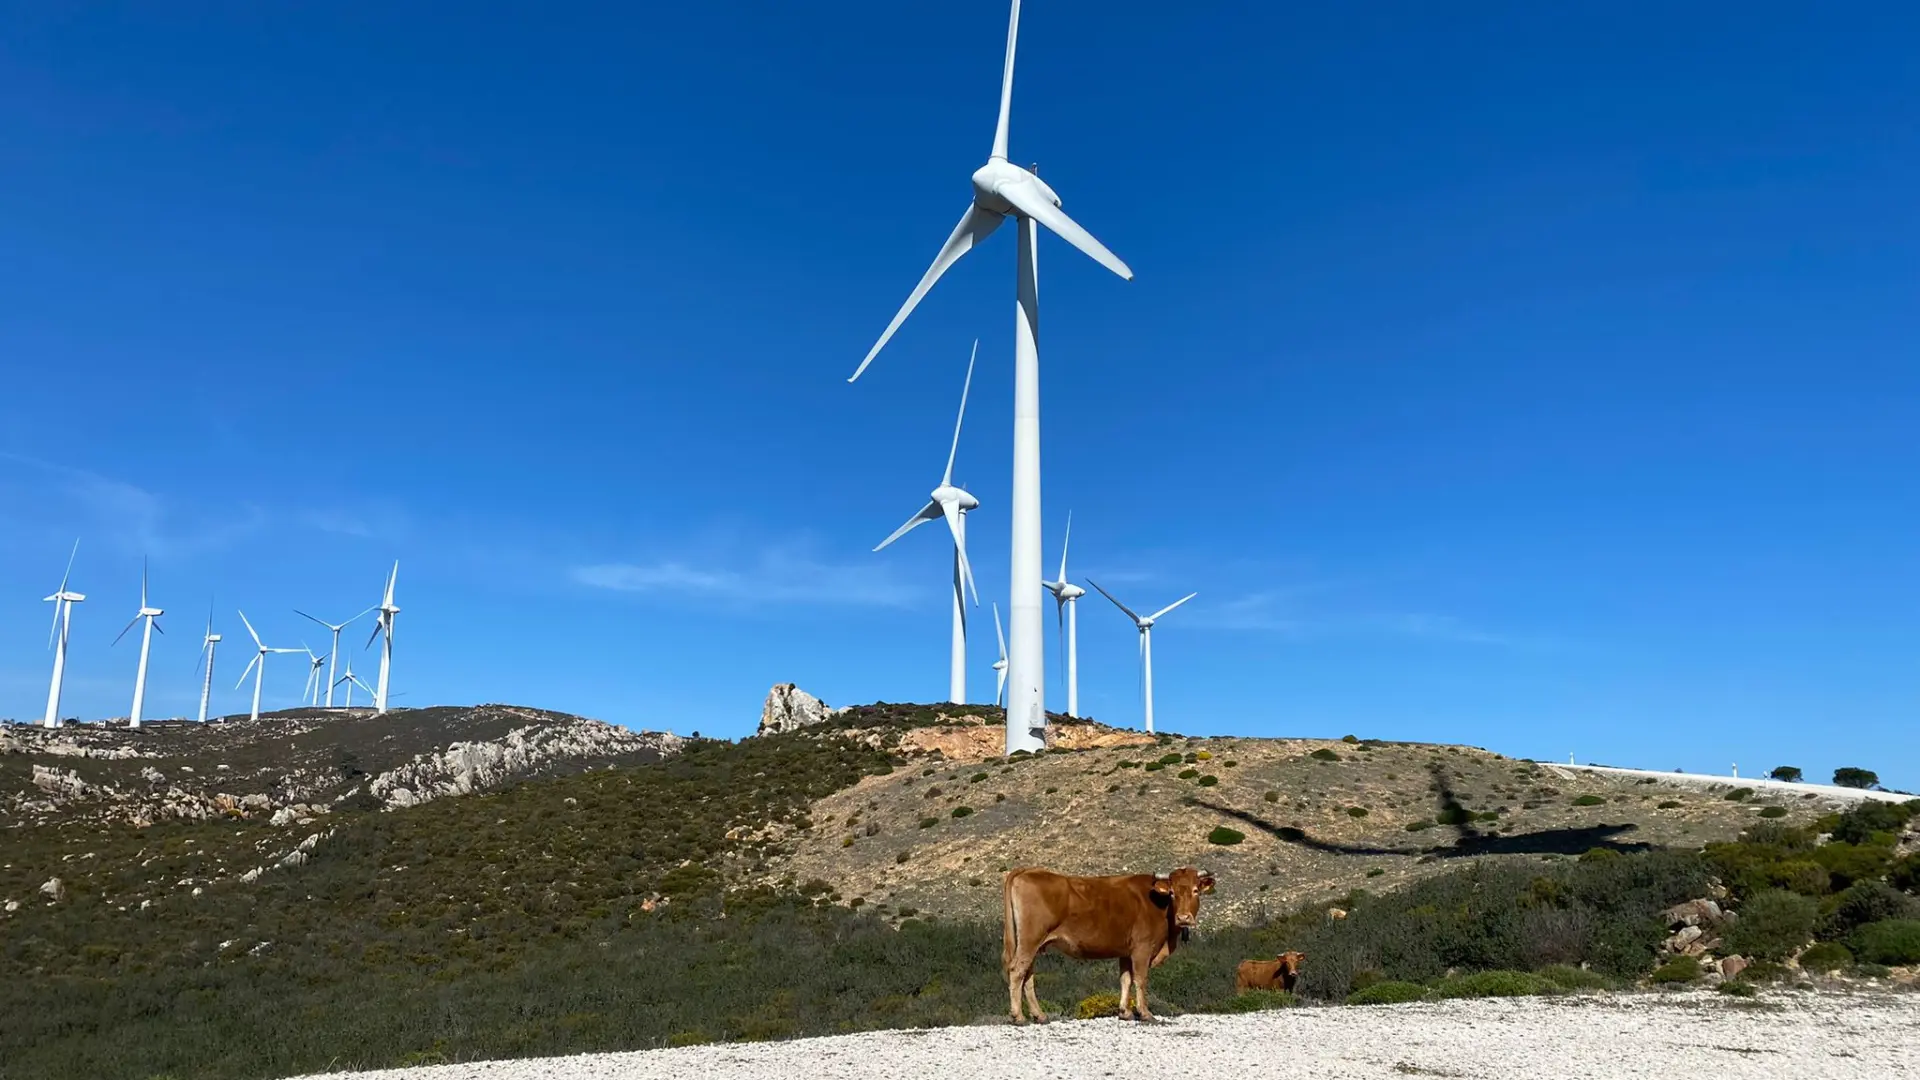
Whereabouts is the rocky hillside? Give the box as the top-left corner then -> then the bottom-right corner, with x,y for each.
1,704 -> 684,829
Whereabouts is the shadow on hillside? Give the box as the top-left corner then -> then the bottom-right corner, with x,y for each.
1195,763 -> 1656,861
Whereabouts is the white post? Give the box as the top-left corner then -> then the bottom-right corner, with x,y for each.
44,603 -> 68,728
1065,598 -> 1079,719
1142,626 -> 1155,734
950,512 -> 968,704
130,617 -> 153,728
1005,215 -> 1046,754
198,642 -> 216,722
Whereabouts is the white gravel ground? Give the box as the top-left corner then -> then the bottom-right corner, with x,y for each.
296,990 -> 1918,1080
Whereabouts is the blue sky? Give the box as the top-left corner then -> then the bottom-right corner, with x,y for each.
2,3 -> 1915,788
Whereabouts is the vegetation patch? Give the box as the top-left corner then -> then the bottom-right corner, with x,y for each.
1648,956 -> 1702,985
1309,749 -> 1340,762
1207,827 -> 1246,846
1345,981 -> 1426,1006
1571,795 -> 1607,807
1430,970 -> 1557,999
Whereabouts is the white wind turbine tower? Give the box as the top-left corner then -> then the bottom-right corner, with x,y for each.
872,343 -> 981,704
42,539 -> 85,728
296,604 -> 375,708
1040,511 -> 1086,717
195,605 -> 221,723
333,652 -> 373,709
991,602 -> 1009,707
850,0 -> 1133,754
365,562 -> 400,714
235,610 -> 302,722
112,558 -> 165,729
1087,580 -> 1195,734
301,645 -> 327,707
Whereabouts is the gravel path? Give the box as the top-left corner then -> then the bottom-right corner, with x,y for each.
296,990 -> 1918,1080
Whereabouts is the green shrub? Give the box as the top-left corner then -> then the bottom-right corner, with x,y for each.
1194,750 -> 1213,761
1144,762 -> 1165,772
1177,769 -> 1199,780
1725,788 -> 1754,802
1578,848 -> 1621,864
1197,775 -> 1219,788
1820,881 -> 1920,939
895,849 -> 911,864
1812,842 -> 1893,890
1769,766 -> 1802,783
1346,982 -> 1426,1005
1717,980 -> 1757,997
1726,890 -> 1818,961
1889,853 -> 1920,894
1797,942 -> 1853,974
1347,807 -> 1369,818
1740,960 -> 1789,983
1342,735 -> 1360,744
1157,753 -> 1184,766
1435,805 -> 1473,826
1852,962 -> 1893,979
950,807 -> 973,819
1851,919 -> 1920,965
917,817 -> 939,830
969,773 -> 988,784
1657,801 -> 1682,809
1405,820 -> 1436,832
1831,800 -> 1912,846
1263,791 -> 1280,803
1366,868 -> 1385,878
1431,970 -> 1555,999
1571,795 -> 1606,807
1832,767 -> 1879,790
1648,956 -> 1702,985
1222,989 -> 1296,1012
1310,749 -> 1340,762
1074,993 -> 1121,1019
1207,827 -> 1245,846
1536,965 -> 1612,991
1758,806 -> 1788,819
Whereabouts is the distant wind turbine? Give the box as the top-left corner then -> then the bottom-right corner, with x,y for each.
365,562 -> 400,714
1040,511 -> 1086,717
992,602 -> 1009,708
871,343 -> 981,704
849,0 -> 1134,755
112,558 -> 165,729
301,645 -> 327,707
235,610 -> 302,722
296,604 -> 376,708
42,540 -> 85,728
333,652 -> 373,709
195,604 -> 221,723
1087,580 -> 1196,735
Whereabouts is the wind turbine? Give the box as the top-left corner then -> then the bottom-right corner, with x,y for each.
195,604 -> 221,723
850,0 -> 1133,754
42,540 -> 85,728
871,343 -> 981,704
296,604 -> 375,708
235,611 -> 302,722
365,562 -> 400,714
1087,580 -> 1195,735
301,645 -> 327,707
333,652 -> 373,709
112,558 -> 165,729
1040,511 -> 1086,717
991,602 -> 1009,708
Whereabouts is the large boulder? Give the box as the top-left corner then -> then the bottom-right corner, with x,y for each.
758,684 -> 845,736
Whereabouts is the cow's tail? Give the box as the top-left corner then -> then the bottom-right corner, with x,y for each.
1002,870 -> 1018,977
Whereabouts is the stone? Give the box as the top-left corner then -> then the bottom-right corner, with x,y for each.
39,877 -> 64,901
191,886 -> 204,897
1721,956 -> 1749,981
270,807 -> 298,827
140,766 -> 166,785
4,900 -> 19,913
240,794 -> 272,812
758,683 -> 847,736
1669,925 -> 1704,951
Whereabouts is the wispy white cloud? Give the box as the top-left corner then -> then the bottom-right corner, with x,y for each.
1173,585 -> 1519,647
0,452 -> 268,558
573,544 -> 918,609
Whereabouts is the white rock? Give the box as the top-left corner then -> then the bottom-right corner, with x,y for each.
4,900 -> 19,913
758,683 -> 847,736
191,886 -> 204,897
39,877 -> 64,901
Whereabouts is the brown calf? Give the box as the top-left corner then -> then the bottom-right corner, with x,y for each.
1002,866 -> 1216,1023
1235,950 -> 1306,993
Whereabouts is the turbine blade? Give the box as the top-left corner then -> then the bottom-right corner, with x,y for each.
875,499 -> 943,552
152,620 -> 164,636
941,499 -> 979,605
849,203 -> 1005,383
365,614 -> 386,650
237,610 -> 263,649
993,601 -> 1007,661
113,614 -> 140,646
348,603 -> 378,625
194,641 -> 207,679
56,538 -> 78,596
941,340 -> 978,487
1086,579 -> 1142,623
384,561 -> 398,606
140,557 -> 149,609
996,665 -> 1008,708
1147,592 -> 1198,622
991,0 -> 1021,160
996,176 -> 1133,281
295,609 -> 333,630
236,653 -> 260,690
1058,510 -> 1072,583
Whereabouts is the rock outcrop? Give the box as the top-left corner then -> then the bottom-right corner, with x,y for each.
368,713 -> 683,810
758,684 -> 847,736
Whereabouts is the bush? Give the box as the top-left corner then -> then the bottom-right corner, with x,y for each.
1830,801 -> 1912,846
1833,768 -> 1880,790
1347,807 -> 1368,819
1310,749 -> 1340,762
1820,881 -> 1920,939
1367,869 -> 1385,878
1758,806 -> 1787,819
1889,853 -> 1920,894
1074,993 -> 1121,1019
1346,982 -> 1426,1006
1657,801 -> 1682,809
1851,919 -> 1920,965
1194,750 -> 1212,761
1197,775 -> 1219,788
969,773 -> 988,784
1431,970 -> 1556,999
1177,769 -> 1199,780
1536,965 -> 1612,992
1717,980 -> 1757,997
1342,735 -> 1360,744
1435,805 -> 1473,827
1648,956 -> 1702,985
1157,753 -> 1184,766
1207,827 -> 1245,846
950,807 -> 973,819
1725,788 -> 1754,802
1143,762 -> 1165,772
917,817 -> 939,830
1726,890 -> 1818,961
1263,791 -> 1280,803
1853,962 -> 1893,979
1797,942 -> 1853,974
1812,842 -> 1893,890
1405,820 -> 1436,832
1222,989 -> 1295,1012
1578,848 -> 1621,864
1770,766 -> 1802,783
1571,795 -> 1606,807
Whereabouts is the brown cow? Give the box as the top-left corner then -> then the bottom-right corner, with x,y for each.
1002,865 -> 1216,1024
1235,950 -> 1306,993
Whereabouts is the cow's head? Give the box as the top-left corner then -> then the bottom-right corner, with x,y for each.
1277,950 -> 1306,975
1150,867 -> 1216,931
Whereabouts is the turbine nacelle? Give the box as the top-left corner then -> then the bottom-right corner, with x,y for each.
970,158 -> 1059,217
933,484 -> 979,513
1043,580 -> 1085,603
44,591 -> 86,603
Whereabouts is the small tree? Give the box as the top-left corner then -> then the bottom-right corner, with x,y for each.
1769,766 -> 1802,783
1833,767 -> 1880,790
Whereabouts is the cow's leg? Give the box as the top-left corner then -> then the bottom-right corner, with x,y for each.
1118,959 -> 1137,1020
1007,948 -> 1031,1024
1129,948 -> 1159,1022
1023,965 -> 1047,1023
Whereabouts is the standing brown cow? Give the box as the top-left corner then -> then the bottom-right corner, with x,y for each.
1235,950 -> 1306,993
1001,865 -> 1216,1024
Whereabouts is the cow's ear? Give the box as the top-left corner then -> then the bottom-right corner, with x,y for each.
1150,874 -> 1172,896
1198,871 -> 1216,894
